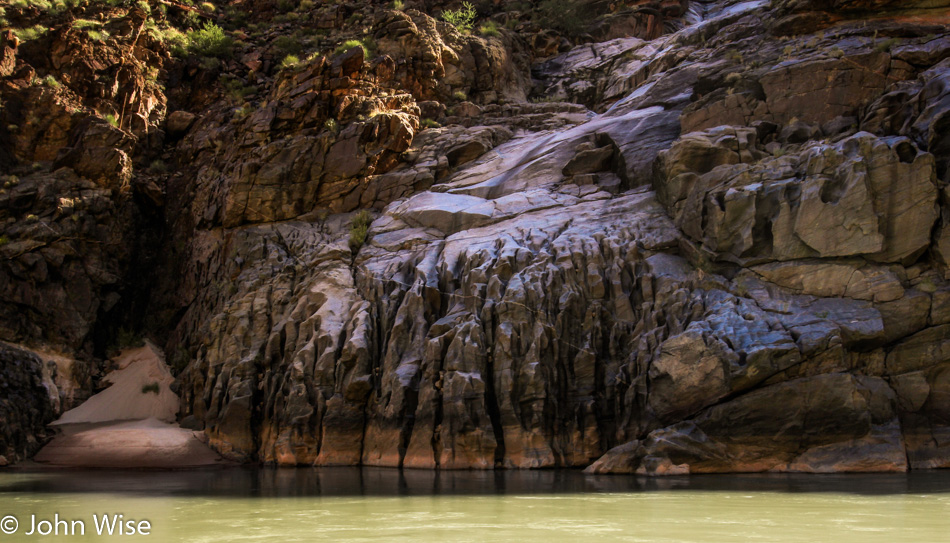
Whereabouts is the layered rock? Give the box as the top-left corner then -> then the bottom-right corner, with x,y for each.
3,0 -> 950,473
164,0 -> 950,473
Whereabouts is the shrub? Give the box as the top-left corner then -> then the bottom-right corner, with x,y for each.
223,77 -> 257,101
233,103 -> 253,119
157,26 -> 188,53
479,20 -> 500,37
349,210 -> 373,251
392,0 -> 404,10
199,1 -> 215,12
41,75 -> 60,88
421,118 -> 440,128
14,25 -> 48,42
875,37 -> 899,53
0,235 -> 9,247
452,90 -> 467,101
334,39 -> 369,57
187,23 -> 233,58
280,54 -> 300,70
324,118 -> 338,133
199,56 -> 219,70
87,29 -> 109,42
104,113 -> 119,127
141,382 -> 160,394
72,19 -> 101,29
443,1 -> 477,32
273,34 -> 302,56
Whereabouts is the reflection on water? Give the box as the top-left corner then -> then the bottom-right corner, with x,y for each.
1,468 -> 949,542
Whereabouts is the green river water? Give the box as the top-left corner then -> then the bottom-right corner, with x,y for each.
0,468 -> 947,542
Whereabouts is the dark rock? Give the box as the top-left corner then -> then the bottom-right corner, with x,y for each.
0,343 -> 57,465
166,111 -> 197,138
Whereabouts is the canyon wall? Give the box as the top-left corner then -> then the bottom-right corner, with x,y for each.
1,0 -> 949,473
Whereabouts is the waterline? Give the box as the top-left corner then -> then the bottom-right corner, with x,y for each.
1,469 -> 948,542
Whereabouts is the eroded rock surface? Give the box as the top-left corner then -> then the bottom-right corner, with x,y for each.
3,0 -> 950,473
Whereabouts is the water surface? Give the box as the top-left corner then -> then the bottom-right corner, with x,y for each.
1,468 -> 948,542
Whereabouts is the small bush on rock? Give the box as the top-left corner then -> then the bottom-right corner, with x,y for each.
479,20 -> 500,37
443,1 -> 477,32
334,39 -> 370,57
349,210 -> 373,251
187,23 -> 233,58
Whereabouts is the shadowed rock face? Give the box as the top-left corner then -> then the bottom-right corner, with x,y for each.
0,344 -> 56,466
3,0 -> 950,472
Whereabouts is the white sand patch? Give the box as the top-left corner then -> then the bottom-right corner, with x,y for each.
34,418 -> 227,468
34,341 -> 230,468
52,340 -> 178,425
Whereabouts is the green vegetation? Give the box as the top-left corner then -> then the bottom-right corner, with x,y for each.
421,118 -> 440,129
348,210 -> 373,252
0,235 -> 9,247
452,90 -> 467,101
392,0 -> 404,10
443,1 -> 477,32
875,37 -> 899,53
8,0 -> 84,16
104,113 -> 119,128
233,103 -> 253,119
13,25 -> 48,42
280,54 -> 301,70
199,56 -> 219,70
150,24 -> 188,52
41,75 -> 60,88
222,77 -> 257,101
72,19 -> 101,29
334,39 -> 370,57
324,118 -> 338,133
273,34 -> 302,56
141,382 -> 161,394
86,29 -> 109,42
199,1 -> 215,12
186,22 -> 234,58
479,20 -> 500,37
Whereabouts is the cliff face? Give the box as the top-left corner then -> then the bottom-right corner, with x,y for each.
1,0 -> 949,473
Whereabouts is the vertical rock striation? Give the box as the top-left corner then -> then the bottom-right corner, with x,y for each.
2,0 -> 950,472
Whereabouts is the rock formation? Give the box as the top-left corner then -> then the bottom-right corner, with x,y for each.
1,0 -> 949,474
